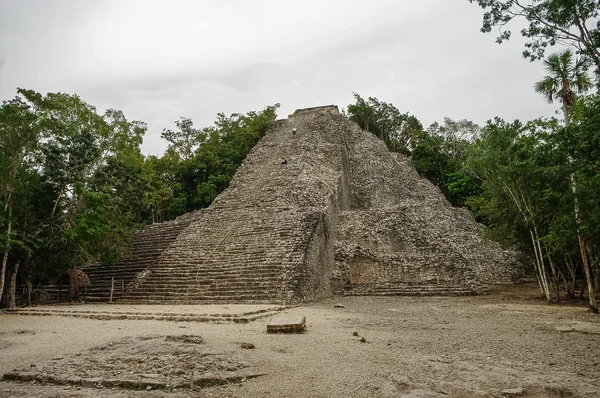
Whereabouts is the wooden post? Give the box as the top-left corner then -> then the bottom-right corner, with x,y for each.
109,277 -> 114,303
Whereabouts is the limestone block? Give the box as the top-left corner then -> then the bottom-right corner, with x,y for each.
267,316 -> 306,333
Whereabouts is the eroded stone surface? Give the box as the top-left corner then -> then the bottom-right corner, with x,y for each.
267,316 -> 306,333
2,335 -> 263,390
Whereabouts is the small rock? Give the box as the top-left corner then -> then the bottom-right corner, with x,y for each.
360,337 -> 367,343
334,303 -> 345,308
501,387 -> 524,396
241,343 -> 256,349
352,332 -> 359,337
146,386 -> 152,390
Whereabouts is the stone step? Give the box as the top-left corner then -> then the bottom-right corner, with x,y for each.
120,297 -> 280,305
87,271 -> 141,278
147,268 -> 285,275
127,284 -> 281,293
123,290 -> 280,299
344,291 -> 477,297
139,275 -> 284,284
351,285 -> 474,291
343,284 -> 481,297
4,308 -> 283,323
146,269 -> 285,276
124,292 -> 281,300
116,298 -> 281,305
85,266 -> 143,271
140,274 -> 284,283
138,280 -> 282,288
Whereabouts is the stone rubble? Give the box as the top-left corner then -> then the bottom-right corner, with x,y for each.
2,335 -> 263,390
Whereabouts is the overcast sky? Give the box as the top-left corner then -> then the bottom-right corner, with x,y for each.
0,0 -> 560,155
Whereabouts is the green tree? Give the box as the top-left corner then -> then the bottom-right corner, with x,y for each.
346,93 -> 423,154
149,105 -> 279,219
563,94 -> 600,311
161,117 -> 206,160
412,118 -> 481,206
465,118 -> 565,301
464,114 -> 600,310
18,89 -> 147,301
534,51 -> 597,312
0,97 -> 39,304
469,0 -> 600,80
534,50 -> 593,126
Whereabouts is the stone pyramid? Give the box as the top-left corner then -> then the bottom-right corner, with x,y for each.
111,105 -> 522,304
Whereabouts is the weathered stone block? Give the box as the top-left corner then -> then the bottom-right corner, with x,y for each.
267,316 -> 306,333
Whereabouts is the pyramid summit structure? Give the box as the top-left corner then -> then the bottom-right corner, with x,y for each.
82,105 -> 523,304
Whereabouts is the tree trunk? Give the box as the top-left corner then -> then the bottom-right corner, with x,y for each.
565,256 -> 577,299
69,260 -> 79,302
570,171 -> 598,312
565,109 -> 598,311
530,229 -> 551,301
0,250 -> 8,306
534,273 -> 544,296
545,245 -> 560,301
591,249 -> 600,291
0,203 -> 13,304
7,261 -> 20,309
557,265 -> 570,299
26,279 -> 32,307
534,228 -> 552,302
579,235 -> 598,313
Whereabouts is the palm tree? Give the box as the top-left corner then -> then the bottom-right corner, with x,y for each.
534,50 -> 597,313
534,49 -> 592,127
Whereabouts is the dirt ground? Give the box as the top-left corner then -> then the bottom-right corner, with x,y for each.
0,283 -> 599,398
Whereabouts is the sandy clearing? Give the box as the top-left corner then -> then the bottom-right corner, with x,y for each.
0,285 -> 599,398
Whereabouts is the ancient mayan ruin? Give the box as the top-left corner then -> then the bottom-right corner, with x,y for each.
81,105 -> 523,304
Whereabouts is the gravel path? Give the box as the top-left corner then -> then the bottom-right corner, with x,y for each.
0,284 -> 599,397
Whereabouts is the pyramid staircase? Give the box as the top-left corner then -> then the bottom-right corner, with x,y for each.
32,214 -> 199,304
118,220 -> 289,304
81,215 -> 200,302
118,118 -> 319,305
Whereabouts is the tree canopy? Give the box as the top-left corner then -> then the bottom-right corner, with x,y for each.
0,88 -> 278,304
469,0 -> 600,81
